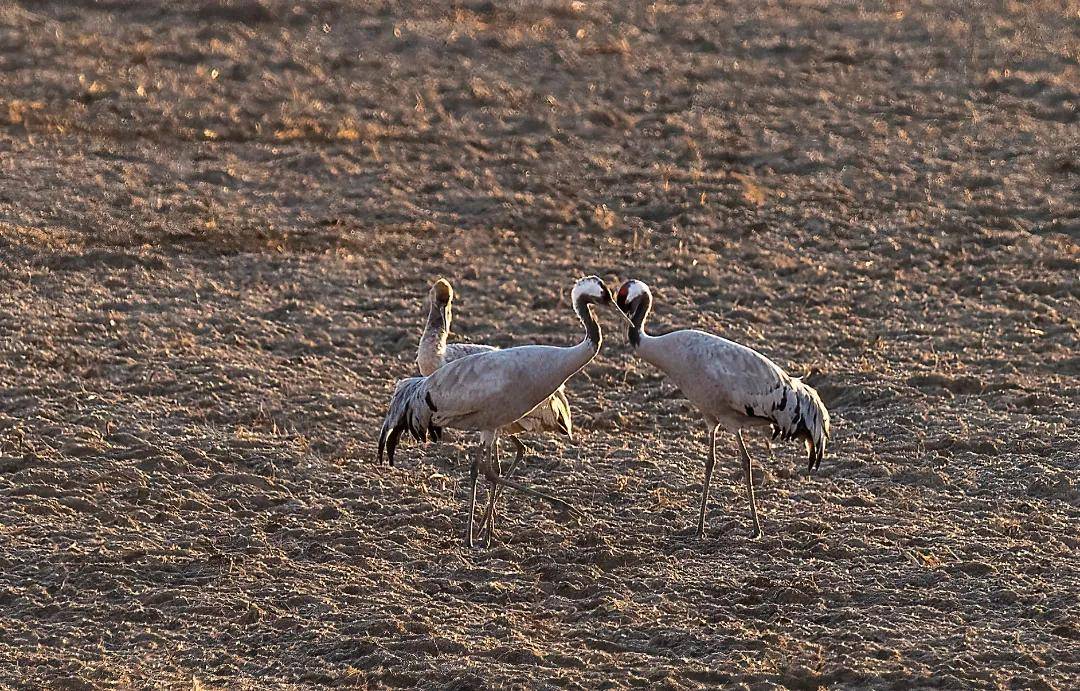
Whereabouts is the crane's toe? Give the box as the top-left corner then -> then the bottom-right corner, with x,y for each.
562,502 -> 586,520
749,527 -> 763,540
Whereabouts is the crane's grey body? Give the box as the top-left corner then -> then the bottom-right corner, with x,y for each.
379,276 -> 613,547
636,329 -> 788,433
427,342 -> 591,432
416,279 -> 572,440
617,279 -> 830,539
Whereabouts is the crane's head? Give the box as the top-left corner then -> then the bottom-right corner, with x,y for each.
571,275 -> 614,306
430,278 -> 454,307
615,279 -> 651,314
615,279 -> 652,344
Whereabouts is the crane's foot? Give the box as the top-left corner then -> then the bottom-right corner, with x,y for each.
556,500 -> 586,521
749,526 -> 763,540
492,476 -> 586,521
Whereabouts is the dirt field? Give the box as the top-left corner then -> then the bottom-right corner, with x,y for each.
0,0 -> 1077,688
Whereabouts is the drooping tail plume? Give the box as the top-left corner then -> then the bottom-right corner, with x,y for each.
377,376 -> 441,466
770,377 -> 831,473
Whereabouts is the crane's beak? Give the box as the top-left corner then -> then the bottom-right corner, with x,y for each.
592,283 -> 633,325
609,298 -> 636,326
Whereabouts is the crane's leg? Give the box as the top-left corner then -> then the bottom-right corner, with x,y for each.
480,439 -> 502,547
488,475 -> 583,518
476,435 -> 526,544
503,435 -> 528,479
737,430 -> 764,539
465,432 -> 494,547
697,423 -> 719,538
465,450 -> 480,548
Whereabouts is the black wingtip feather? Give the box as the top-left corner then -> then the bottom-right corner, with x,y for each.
385,419 -> 407,467
806,440 -> 824,474
379,376 -> 437,467
377,424 -> 388,464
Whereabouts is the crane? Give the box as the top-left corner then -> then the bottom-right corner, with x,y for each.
615,279 -> 830,538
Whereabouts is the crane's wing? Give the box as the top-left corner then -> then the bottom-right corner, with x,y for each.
426,345 -> 571,431
693,333 -> 830,471
706,340 -> 790,418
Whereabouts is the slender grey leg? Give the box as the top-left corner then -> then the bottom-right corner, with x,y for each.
481,441 -> 502,547
483,479 -> 497,547
503,435 -> 527,479
477,435 -> 526,543
737,430 -> 764,539
466,453 -> 479,548
697,424 -> 718,538
488,475 -> 583,518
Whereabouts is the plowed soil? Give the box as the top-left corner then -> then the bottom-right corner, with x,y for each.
1,1 -> 1078,688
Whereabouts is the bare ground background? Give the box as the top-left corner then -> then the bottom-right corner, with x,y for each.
0,0 -> 1078,688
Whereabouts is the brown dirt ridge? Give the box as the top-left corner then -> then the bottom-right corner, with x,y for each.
0,0 -> 1078,688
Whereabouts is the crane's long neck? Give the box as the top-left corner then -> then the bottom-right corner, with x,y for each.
420,300 -> 450,360
574,296 -> 602,353
627,294 -> 652,348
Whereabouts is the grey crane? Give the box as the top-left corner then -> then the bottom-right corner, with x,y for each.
379,276 -> 614,547
416,278 -> 573,540
615,279 -> 830,539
